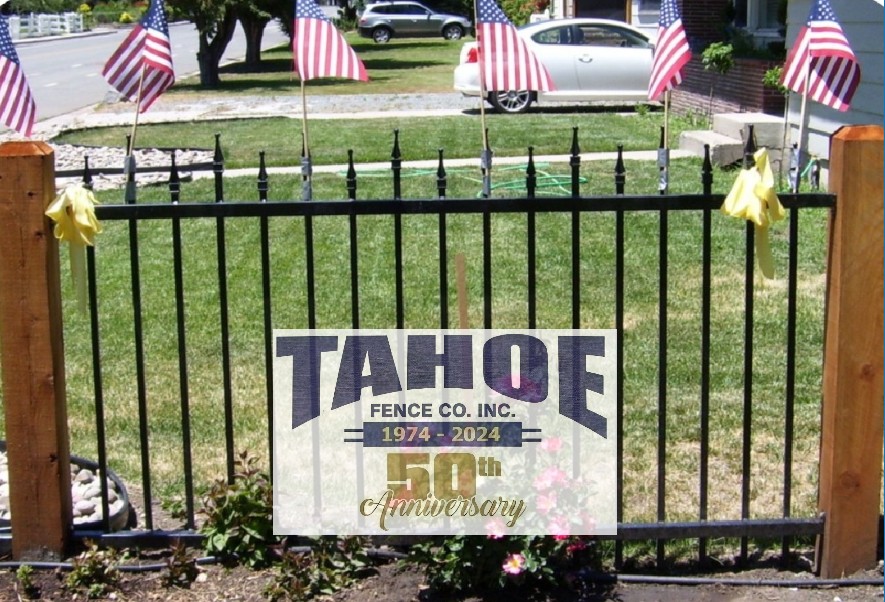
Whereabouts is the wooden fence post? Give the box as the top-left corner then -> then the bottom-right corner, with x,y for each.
0,142 -> 72,559
818,125 -> 884,578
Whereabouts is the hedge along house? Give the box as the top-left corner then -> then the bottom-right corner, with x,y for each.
782,0 -> 883,186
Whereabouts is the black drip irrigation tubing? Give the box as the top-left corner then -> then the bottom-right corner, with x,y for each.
577,569 -> 884,588
0,550 -> 879,589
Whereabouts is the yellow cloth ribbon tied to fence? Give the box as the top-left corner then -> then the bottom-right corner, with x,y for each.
721,148 -> 785,279
45,184 -> 102,312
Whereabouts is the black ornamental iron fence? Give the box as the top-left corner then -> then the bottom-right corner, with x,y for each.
0,125 -> 880,579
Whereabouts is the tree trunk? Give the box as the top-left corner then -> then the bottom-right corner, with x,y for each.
240,16 -> 269,68
196,9 -> 238,88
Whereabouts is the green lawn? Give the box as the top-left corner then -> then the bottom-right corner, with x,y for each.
55,111 -> 695,171
168,35 -> 466,98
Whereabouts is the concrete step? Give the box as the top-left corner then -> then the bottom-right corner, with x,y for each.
713,112 -> 785,149
678,129 -> 744,166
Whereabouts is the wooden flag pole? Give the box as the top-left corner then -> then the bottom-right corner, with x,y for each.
793,67 -> 811,192
300,78 -> 311,157
658,90 -> 670,194
473,1 -> 492,197
299,77 -> 313,201
127,65 -> 147,156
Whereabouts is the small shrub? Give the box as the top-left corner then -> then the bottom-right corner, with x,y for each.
265,537 -> 372,601
118,11 -> 133,23
15,564 -> 39,599
763,65 -> 788,95
162,541 -> 199,589
200,450 -> 278,568
701,42 -> 734,76
64,542 -> 123,599
406,535 -> 598,595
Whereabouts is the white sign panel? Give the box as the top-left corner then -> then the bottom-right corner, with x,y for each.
273,330 -> 617,536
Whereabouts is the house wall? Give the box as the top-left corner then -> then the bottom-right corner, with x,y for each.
670,57 -> 786,117
680,0 -> 731,49
784,0 -> 884,184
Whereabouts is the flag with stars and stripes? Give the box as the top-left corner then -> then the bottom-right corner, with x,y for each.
102,0 -> 175,113
780,0 -> 860,112
476,0 -> 553,92
0,15 -> 36,137
294,0 -> 367,81
647,0 -> 691,101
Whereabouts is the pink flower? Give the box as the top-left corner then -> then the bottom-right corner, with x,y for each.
548,517 -> 570,537
485,519 -> 506,539
536,492 -> 557,514
566,539 -> 588,554
533,466 -> 567,490
502,553 -> 526,575
540,437 -> 562,452
553,534 -> 570,541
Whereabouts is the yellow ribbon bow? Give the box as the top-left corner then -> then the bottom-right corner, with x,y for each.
45,184 -> 102,312
721,147 -> 785,279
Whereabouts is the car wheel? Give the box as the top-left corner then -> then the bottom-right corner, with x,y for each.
442,24 -> 463,40
372,27 -> 392,43
488,91 -> 532,114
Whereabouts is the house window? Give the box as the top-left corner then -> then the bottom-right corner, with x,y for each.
637,0 -> 660,11
734,0 -> 782,31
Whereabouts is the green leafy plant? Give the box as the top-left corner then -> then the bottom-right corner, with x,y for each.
763,65 -> 788,95
15,564 -> 39,599
162,541 -> 200,589
265,537 -> 373,601
701,41 -> 735,126
64,542 -> 123,599
406,535 -> 598,595
200,450 -> 278,568
500,0 -> 535,26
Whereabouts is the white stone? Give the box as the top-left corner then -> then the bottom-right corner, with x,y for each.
74,499 -> 96,515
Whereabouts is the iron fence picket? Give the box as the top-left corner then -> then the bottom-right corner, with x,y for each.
699,145 -> 714,563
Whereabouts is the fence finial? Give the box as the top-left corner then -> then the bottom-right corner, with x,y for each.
526,146 -> 536,199
615,145 -> 625,195
168,150 -> 180,204
391,129 -> 402,201
257,151 -> 268,202
213,134 -> 225,203
437,148 -> 447,200
570,127 -> 580,198
346,149 -> 357,200
702,144 -> 713,195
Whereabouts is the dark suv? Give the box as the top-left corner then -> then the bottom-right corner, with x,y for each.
358,1 -> 472,43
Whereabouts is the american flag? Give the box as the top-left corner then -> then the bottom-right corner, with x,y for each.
647,0 -> 691,101
780,0 -> 860,112
294,0 -> 367,81
102,0 -> 174,113
0,15 -> 36,137
476,0 -> 553,92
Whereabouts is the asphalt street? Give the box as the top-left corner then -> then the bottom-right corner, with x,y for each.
16,21 -> 291,119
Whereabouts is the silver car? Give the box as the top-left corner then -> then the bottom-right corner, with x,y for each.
453,18 -> 654,113
358,1 -> 472,44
